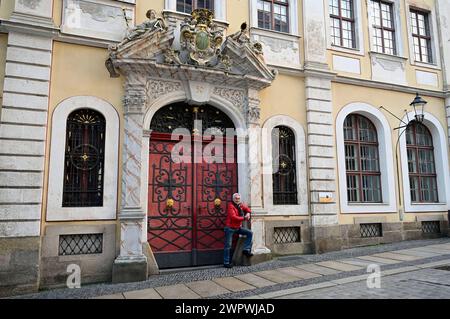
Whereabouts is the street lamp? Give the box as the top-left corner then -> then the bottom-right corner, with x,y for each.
410,93 -> 427,123
379,92 -> 428,221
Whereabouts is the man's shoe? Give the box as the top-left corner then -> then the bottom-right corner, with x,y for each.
243,250 -> 254,257
224,263 -> 233,268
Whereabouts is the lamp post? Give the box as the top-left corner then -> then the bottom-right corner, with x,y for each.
379,93 -> 427,221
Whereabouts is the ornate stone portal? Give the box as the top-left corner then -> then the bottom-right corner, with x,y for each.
107,9 -> 275,282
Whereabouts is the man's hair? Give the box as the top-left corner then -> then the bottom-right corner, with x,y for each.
232,193 -> 240,200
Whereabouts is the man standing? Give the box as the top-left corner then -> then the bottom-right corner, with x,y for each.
223,193 -> 253,268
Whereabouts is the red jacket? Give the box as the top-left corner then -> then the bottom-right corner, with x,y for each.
225,202 -> 251,229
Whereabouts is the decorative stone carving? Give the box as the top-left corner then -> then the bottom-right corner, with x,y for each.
213,87 -> 246,110
164,9 -> 231,70
147,80 -> 182,102
123,84 -> 147,114
118,10 -> 167,47
19,0 -> 41,10
229,22 -> 264,56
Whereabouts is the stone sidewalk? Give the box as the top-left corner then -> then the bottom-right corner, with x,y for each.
9,238 -> 450,299
93,240 -> 450,299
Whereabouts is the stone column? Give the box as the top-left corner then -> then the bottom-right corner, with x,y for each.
0,0 -> 55,296
112,80 -> 149,283
303,0 -> 340,253
246,88 -> 271,259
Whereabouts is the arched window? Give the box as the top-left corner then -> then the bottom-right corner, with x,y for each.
62,109 -> 106,207
406,121 -> 438,203
272,126 -> 297,205
344,114 -> 382,202
177,0 -> 214,13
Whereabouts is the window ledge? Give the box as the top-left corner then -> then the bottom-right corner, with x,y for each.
369,51 -> 408,61
250,27 -> 301,40
341,202 -> 397,214
329,45 -> 364,57
412,61 -> 441,71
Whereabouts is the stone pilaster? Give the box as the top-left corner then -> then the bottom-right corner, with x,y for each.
246,88 -> 271,256
0,30 -> 53,296
112,81 -> 149,283
303,0 -> 340,252
436,1 -> 450,148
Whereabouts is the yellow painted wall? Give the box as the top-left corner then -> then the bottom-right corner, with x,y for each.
260,74 -> 306,128
332,82 -> 448,224
0,0 -> 14,20
42,41 -> 124,230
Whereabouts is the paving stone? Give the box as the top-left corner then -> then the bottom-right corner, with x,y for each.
415,259 -> 450,269
428,244 -> 450,251
213,277 -> 256,292
339,258 -> 381,267
357,255 -> 401,264
373,252 -> 421,261
234,273 -> 276,288
155,284 -> 200,299
414,247 -> 450,254
295,263 -> 341,275
381,266 -> 420,276
253,269 -> 300,283
262,282 -> 337,299
278,267 -> 322,279
92,293 -> 124,299
394,249 -> 441,258
330,274 -> 369,285
123,288 -> 162,299
315,261 -> 363,271
185,280 -> 231,297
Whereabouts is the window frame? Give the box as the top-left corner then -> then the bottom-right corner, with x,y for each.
271,125 -> 298,205
257,0 -> 290,33
370,0 -> 397,55
47,96 -> 119,222
399,111 -> 450,213
336,103 -> 397,214
406,121 -> 438,203
344,114 -> 382,203
329,0 -> 356,49
262,115 -> 308,216
410,8 -> 433,64
176,0 -> 214,14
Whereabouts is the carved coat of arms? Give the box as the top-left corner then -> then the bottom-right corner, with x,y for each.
179,9 -> 224,66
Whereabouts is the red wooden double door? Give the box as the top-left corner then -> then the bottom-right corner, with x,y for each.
147,104 -> 238,268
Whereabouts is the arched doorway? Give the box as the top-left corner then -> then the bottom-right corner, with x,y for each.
147,103 -> 238,268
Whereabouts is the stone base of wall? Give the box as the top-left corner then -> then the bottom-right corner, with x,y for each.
39,223 -> 117,289
312,220 -> 449,254
0,236 -> 40,297
265,219 -> 313,256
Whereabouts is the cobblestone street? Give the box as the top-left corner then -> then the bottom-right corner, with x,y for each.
7,238 -> 450,299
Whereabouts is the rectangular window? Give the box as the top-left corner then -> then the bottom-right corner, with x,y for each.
257,0 -> 289,33
177,0 -> 214,14
329,0 -> 356,48
370,0 -> 396,55
410,9 -> 432,63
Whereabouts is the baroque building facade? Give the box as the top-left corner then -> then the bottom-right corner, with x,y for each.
0,0 -> 449,296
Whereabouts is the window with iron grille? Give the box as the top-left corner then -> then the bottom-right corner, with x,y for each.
422,221 -> 440,234
177,0 -> 214,14
370,0 -> 396,55
410,9 -> 432,64
329,0 -> 356,49
59,233 -> 103,256
406,121 -> 438,203
274,227 -> 301,244
360,223 -> 382,238
63,109 -> 106,207
272,126 -> 298,205
257,0 -> 289,33
344,114 -> 382,203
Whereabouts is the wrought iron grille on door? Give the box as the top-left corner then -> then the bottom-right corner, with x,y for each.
147,104 -> 238,268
